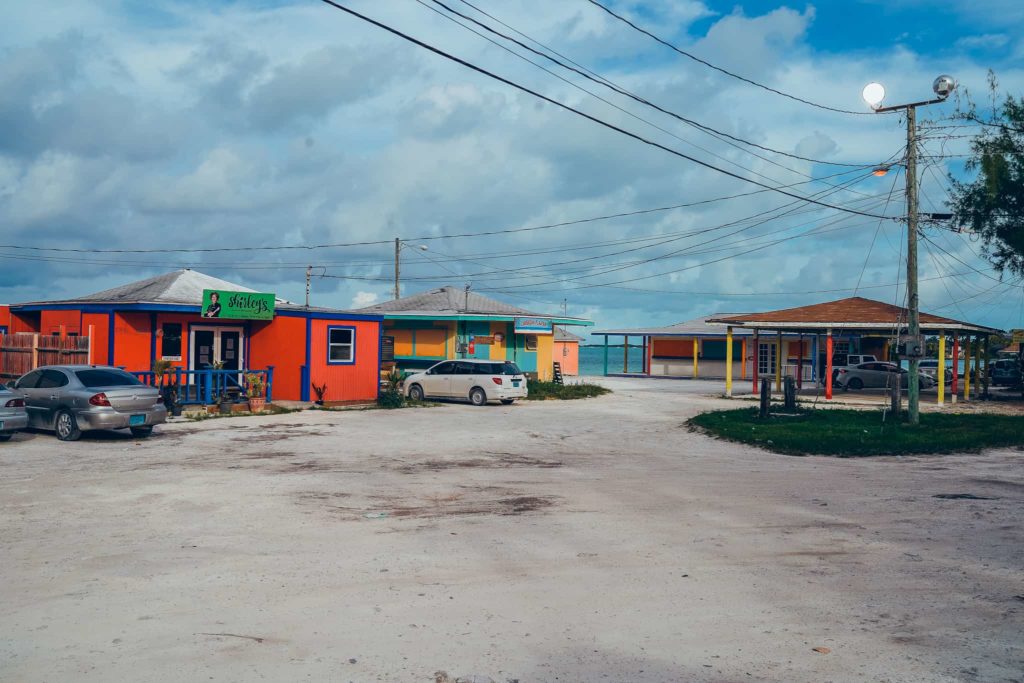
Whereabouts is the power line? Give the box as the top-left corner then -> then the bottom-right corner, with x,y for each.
582,0 -> 878,116
317,0 -> 892,220
426,0 -> 873,171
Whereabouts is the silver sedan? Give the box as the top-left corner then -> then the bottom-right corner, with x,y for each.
12,366 -> 167,441
0,384 -> 29,441
835,362 -> 937,391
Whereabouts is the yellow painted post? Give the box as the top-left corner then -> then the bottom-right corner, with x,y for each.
725,327 -> 733,397
963,335 -> 970,401
937,331 -> 945,406
692,337 -> 698,378
775,331 -> 782,392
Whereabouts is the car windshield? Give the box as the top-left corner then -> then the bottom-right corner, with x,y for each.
75,369 -> 144,388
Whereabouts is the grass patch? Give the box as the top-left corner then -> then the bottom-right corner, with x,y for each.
687,407 -> 1024,456
526,380 -> 611,401
184,404 -> 300,422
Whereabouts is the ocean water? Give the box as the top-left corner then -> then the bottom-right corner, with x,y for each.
579,345 -> 645,376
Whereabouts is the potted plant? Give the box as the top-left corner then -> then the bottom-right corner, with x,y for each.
153,359 -> 176,414
245,372 -> 266,413
312,382 -> 327,406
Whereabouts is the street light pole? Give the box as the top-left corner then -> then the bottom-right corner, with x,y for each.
863,75 -> 956,426
394,237 -> 401,300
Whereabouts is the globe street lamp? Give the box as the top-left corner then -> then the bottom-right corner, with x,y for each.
862,75 -> 956,424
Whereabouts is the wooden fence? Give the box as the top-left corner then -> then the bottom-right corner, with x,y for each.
0,333 -> 91,380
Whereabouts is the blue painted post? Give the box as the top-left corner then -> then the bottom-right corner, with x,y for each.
203,370 -> 213,405
266,366 -> 274,402
603,336 -> 609,376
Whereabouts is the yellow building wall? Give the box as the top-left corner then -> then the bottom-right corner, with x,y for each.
536,332 -> 554,381
489,321 -> 508,360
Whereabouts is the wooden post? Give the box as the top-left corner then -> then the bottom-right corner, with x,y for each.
775,331 -> 782,392
31,333 -> 39,370
692,337 -> 698,379
87,325 -> 94,365
937,331 -> 945,406
602,336 -> 609,376
825,328 -> 833,400
623,336 -> 629,374
741,337 -> 746,381
950,334 -> 958,404
725,327 -> 733,397
982,335 -> 990,398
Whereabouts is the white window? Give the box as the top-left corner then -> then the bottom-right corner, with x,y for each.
328,327 -> 355,364
525,335 -> 538,351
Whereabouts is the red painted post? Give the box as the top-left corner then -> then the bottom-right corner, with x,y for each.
797,334 -> 804,390
752,330 -> 759,394
825,329 -> 834,400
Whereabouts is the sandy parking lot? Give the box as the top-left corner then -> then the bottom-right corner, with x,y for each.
1,377 -> 1022,682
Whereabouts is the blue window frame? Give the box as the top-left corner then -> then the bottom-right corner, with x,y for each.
327,326 -> 356,365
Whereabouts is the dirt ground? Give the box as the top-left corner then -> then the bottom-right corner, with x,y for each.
1,377 -> 1022,682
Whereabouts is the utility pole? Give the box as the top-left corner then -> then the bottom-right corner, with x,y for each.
393,237 -> 401,300
305,265 -> 312,309
905,105 -> 921,423
863,75 -> 956,425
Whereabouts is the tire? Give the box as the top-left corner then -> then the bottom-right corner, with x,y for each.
500,399 -> 515,405
469,387 -> 488,406
0,433 -> 12,442
130,426 -> 153,438
408,384 -> 425,401
55,410 -> 82,441
848,378 -> 864,391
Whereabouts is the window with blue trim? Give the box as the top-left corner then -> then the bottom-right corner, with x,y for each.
327,327 -> 355,364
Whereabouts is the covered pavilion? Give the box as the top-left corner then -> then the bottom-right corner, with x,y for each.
708,297 -> 1002,401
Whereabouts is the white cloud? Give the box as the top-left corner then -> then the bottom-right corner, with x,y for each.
351,291 -> 380,308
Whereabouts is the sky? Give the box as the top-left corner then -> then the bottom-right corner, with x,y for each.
1,0 -> 1022,334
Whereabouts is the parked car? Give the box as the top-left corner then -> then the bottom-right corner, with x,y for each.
0,384 -> 29,442
990,358 -> 1022,386
404,359 -> 528,406
831,354 -> 878,382
11,365 -> 167,441
835,361 -> 937,391
918,358 -> 953,383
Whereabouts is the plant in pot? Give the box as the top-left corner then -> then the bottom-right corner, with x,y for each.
312,382 -> 327,406
153,359 -> 175,413
377,369 -> 405,409
245,372 -> 266,413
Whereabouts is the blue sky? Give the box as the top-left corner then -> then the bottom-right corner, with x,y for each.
1,0 -> 1022,332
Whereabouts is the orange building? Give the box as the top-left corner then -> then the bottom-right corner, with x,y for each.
553,326 -> 582,375
4,270 -> 383,404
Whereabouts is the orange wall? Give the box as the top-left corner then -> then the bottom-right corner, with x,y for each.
81,313 -> 110,364
553,341 -> 579,375
249,316 -> 306,402
0,305 -> 11,331
653,338 -> 695,358
309,318 -> 381,402
40,310 -> 82,335
113,312 -> 153,371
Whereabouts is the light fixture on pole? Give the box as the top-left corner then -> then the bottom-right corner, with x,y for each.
861,75 -> 956,425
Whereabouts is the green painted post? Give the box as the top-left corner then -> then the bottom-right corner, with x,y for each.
603,336 -> 609,376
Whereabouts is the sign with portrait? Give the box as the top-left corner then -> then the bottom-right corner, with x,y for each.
201,289 -> 275,320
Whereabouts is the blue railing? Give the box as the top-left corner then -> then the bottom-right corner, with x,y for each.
131,366 -> 274,405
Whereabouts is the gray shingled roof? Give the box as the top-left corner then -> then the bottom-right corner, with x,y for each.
16,269 -> 321,310
554,326 -> 583,342
594,314 -> 757,338
359,286 -> 586,322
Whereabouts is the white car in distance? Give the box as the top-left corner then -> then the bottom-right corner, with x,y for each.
404,359 -> 528,406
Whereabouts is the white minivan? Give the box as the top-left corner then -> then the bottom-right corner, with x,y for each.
404,359 -> 528,406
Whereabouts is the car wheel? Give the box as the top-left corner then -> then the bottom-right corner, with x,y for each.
469,387 -> 487,406
408,384 -> 425,401
130,426 -> 153,438
0,433 -> 12,442
848,378 -> 864,390
500,399 -> 515,405
55,410 -> 82,441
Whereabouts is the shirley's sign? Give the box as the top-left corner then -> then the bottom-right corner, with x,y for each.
201,289 -> 275,320
514,317 -> 553,334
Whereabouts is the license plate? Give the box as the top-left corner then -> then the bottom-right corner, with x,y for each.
512,380 -> 520,387
129,414 -> 146,426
